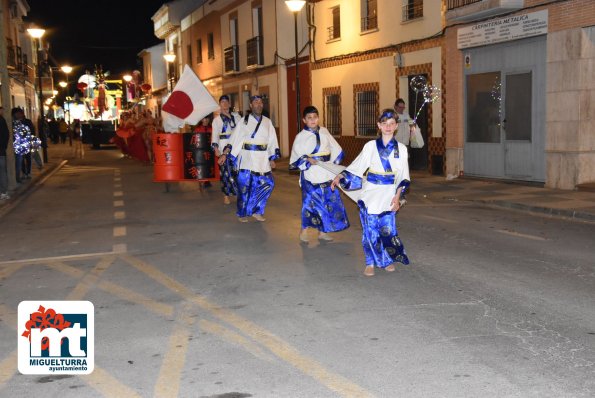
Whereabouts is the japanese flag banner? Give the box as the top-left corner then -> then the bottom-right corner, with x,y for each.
162,65 -> 219,132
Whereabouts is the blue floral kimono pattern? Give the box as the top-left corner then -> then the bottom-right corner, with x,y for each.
341,138 -> 410,268
291,127 -> 349,232
236,170 -> 275,217
300,176 -> 349,232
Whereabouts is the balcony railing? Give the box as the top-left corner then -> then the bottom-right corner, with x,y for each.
224,45 -> 239,73
246,36 -> 264,68
402,1 -> 423,22
361,15 -> 377,32
6,45 -> 16,68
447,0 -> 483,10
446,0 -> 523,22
327,25 -> 340,41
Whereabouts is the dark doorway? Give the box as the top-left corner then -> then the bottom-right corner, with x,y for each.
408,74 -> 429,171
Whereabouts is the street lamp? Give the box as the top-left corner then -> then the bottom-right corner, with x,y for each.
163,53 -> 176,93
285,1 -> 306,134
61,65 -> 73,124
27,26 -> 48,162
122,74 -> 133,108
58,81 -> 67,88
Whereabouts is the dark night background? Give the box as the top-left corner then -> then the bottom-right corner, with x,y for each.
25,0 -> 166,79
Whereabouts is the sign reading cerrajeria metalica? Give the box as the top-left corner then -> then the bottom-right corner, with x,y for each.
457,9 -> 548,49
18,301 -> 94,375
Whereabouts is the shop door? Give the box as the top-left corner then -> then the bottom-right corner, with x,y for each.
463,36 -> 545,182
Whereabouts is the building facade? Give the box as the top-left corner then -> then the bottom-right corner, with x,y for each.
1,0 -> 39,120
309,0 -> 446,171
444,0 -> 595,189
138,42 -> 167,120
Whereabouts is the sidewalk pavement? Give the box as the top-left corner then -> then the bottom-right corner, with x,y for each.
276,158 -> 595,223
0,143 -> 73,217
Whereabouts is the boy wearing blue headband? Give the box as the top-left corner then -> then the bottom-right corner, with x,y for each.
331,109 -> 410,276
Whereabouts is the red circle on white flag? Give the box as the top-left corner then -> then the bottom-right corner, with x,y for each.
163,91 -> 193,119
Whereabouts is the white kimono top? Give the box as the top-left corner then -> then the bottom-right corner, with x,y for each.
395,111 -> 412,146
341,138 -> 410,215
289,127 -> 345,184
229,114 -> 280,173
211,112 -> 240,151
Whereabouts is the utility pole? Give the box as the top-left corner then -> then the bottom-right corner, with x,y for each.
0,5 -> 16,190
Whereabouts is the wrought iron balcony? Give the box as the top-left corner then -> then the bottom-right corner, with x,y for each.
246,36 -> 264,68
361,15 -> 377,32
327,25 -> 340,41
446,0 -> 524,23
447,0 -> 483,9
402,0 -> 423,22
224,45 -> 239,73
6,45 -> 16,68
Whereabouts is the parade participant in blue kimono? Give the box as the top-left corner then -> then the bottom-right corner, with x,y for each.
289,105 -> 349,243
212,95 -> 240,205
331,109 -> 410,276
220,95 -> 280,222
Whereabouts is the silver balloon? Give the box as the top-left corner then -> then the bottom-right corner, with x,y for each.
423,85 -> 441,103
410,75 -> 427,93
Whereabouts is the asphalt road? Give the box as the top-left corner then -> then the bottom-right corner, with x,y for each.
1,148 -> 594,397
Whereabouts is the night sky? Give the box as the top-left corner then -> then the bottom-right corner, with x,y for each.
25,0 -> 166,79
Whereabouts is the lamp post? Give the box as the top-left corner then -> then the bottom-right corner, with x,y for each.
163,53 -> 176,93
123,74 -> 132,108
61,65 -> 72,125
27,27 -> 47,162
285,1 -> 306,134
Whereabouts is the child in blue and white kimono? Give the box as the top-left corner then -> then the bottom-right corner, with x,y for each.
220,95 -> 280,222
212,95 -> 240,204
331,109 -> 410,276
289,106 -> 349,243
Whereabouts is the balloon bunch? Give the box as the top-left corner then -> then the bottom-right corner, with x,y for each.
409,75 -> 442,124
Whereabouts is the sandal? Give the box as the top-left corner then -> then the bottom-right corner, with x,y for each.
364,266 -> 375,277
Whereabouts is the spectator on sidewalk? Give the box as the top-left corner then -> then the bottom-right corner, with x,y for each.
0,107 -> 9,200
72,119 -> 84,159
12,108 -> 31,183
394,98 -> 412,147
49,118 -> 59,144
13,108 -> 41,179
58,118 -> 68,144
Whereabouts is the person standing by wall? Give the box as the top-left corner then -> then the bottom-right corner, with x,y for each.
394,98 -> 412,147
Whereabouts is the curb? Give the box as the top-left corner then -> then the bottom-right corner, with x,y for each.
470,199 -> 595,223
0,159 -> 68,219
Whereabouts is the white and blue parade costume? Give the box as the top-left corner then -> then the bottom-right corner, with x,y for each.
229,114 -> 280,218
289,126 -> 349,233
212,112 -> 240,196
339,138 -> 410,268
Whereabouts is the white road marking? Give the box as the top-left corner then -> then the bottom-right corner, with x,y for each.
495,229 -> 547,241
113,200 -> 124,207
113,226 -> 127,237
113,191 -> 123,197
114,211 -> 126,220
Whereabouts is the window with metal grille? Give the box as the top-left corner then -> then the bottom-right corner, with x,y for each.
402,0 -> 423,22
361,0 -> 378,32
324,94 -> 341,135
207,33 -> 215,60
327,6 -> 340,41
355,88 -> 378,136
196,39 -> 203,64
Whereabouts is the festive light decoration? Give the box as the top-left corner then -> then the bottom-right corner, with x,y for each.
13,120 -> 33,155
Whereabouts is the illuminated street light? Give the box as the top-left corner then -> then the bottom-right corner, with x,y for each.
27,25 -> 48,162
52,90 -> 58,96
59,81 -> 67,88
61,65 -> 73,74
285,0 -> 306,134
123,74 -> 133,82
163,53 -> 176,63
163,53 -> 177,93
